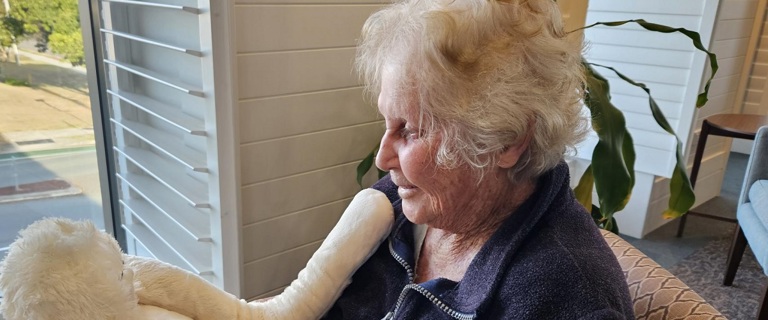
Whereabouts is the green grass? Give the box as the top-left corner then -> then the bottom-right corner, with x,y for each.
2,77 -> 31,87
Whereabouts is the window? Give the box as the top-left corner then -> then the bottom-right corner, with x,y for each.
0,0 -> 111,261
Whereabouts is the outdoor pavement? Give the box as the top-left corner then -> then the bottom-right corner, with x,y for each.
0,50 -> 99,214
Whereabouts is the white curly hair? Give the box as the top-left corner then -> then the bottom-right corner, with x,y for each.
357,0 -> 588,182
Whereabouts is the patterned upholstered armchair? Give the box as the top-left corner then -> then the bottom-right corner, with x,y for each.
601,230 -> 725,319
723,125 -> 768,320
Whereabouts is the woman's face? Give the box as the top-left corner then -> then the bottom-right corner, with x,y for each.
375,72 -> 506,230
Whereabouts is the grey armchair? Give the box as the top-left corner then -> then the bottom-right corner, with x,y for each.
723,125 -> 768,320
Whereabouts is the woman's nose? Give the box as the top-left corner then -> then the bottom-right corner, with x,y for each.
375,133 -> 397,171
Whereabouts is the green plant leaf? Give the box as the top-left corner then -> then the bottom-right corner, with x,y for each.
590,63 -> 696,219
356,144 -> 379,188
573,165 -> 594,211
576,19 -> 718,108
583,61 -> 636,221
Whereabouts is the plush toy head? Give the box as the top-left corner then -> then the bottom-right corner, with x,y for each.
0,218 -> 139,320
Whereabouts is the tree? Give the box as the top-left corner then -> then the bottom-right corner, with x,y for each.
1,0 -> 23,64
1,0 -> 84,66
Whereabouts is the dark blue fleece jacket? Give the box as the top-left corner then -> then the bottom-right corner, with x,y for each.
324,163 -> 634,319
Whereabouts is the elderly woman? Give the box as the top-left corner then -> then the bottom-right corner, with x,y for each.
326,0 -> 633,319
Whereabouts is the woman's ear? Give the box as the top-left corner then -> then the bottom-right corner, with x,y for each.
498,123 -> 534,169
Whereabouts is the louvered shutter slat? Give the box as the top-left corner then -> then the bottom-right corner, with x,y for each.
115,146 -> 209,207
104,59 -> 204,97
110,119 -> 207,172
121,213 -> 212,276
107,89 -> 206,135
100,29 -> 203,56
102,0 -> 201,14
116,173 -> 210,241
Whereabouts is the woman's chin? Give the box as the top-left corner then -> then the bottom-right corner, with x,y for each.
401,202 -> 429,225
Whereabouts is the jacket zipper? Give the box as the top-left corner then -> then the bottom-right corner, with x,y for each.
382,240 -> 476,320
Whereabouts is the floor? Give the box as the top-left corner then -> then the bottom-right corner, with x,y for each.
623,152 -> 749,269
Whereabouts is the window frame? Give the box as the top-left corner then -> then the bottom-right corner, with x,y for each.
79,0 -> 125,248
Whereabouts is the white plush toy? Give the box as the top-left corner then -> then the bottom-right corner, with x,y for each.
0,188 -> 394,320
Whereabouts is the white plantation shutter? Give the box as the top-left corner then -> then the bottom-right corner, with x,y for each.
98,0 -> 238,292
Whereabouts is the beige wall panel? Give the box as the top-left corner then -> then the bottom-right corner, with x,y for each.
558,0 -> 588,32
714,56 -> 747,78
703,91 -> 734,112
235,5 -> 382,53
241,162 -> 363,225
238,48 -> 358,99
700,91 -> 737,117
708,74 -> 741,97
746,88 -> 763,103
240,87 -> 378,143
753,63 -> 768,76
747,76 -> 766,90
717,0 -> 758,20
711,38 -> 750,59
650,153 -> 728,201
691,168 -> 728,206
713,18 -> 754,41
647,162 -> 725,231
687,138 -> 729,165
652,151 -> 728,201
242,198 -> 351,262
241,123 -> 383,184
761,35 -> 768,48
756,49 -> 768,62
743,102 -> 763,113
243,241 -> 322,299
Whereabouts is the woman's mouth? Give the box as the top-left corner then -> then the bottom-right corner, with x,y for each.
397,185 -> 419,198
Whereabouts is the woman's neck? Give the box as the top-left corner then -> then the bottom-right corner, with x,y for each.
415,178 -> 537,282
441,177 -> 536,254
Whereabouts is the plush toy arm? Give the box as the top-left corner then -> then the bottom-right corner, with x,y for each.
125,255 -> 252,320
248,188 -> 394,319
130,188 -> 394,320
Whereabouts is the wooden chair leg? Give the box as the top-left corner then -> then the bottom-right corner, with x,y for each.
676,214 -> 688,238
759,282 -> 768,320
724,226 -> 747,286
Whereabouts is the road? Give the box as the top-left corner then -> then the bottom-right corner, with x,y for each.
0,150 -> 104,253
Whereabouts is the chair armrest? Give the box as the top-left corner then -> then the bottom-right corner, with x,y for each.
601,230 -> 725,319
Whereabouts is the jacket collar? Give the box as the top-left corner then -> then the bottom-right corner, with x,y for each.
388,162 -> 572,315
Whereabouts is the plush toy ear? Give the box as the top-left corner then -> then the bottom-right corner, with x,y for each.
0,218 -> 139,320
